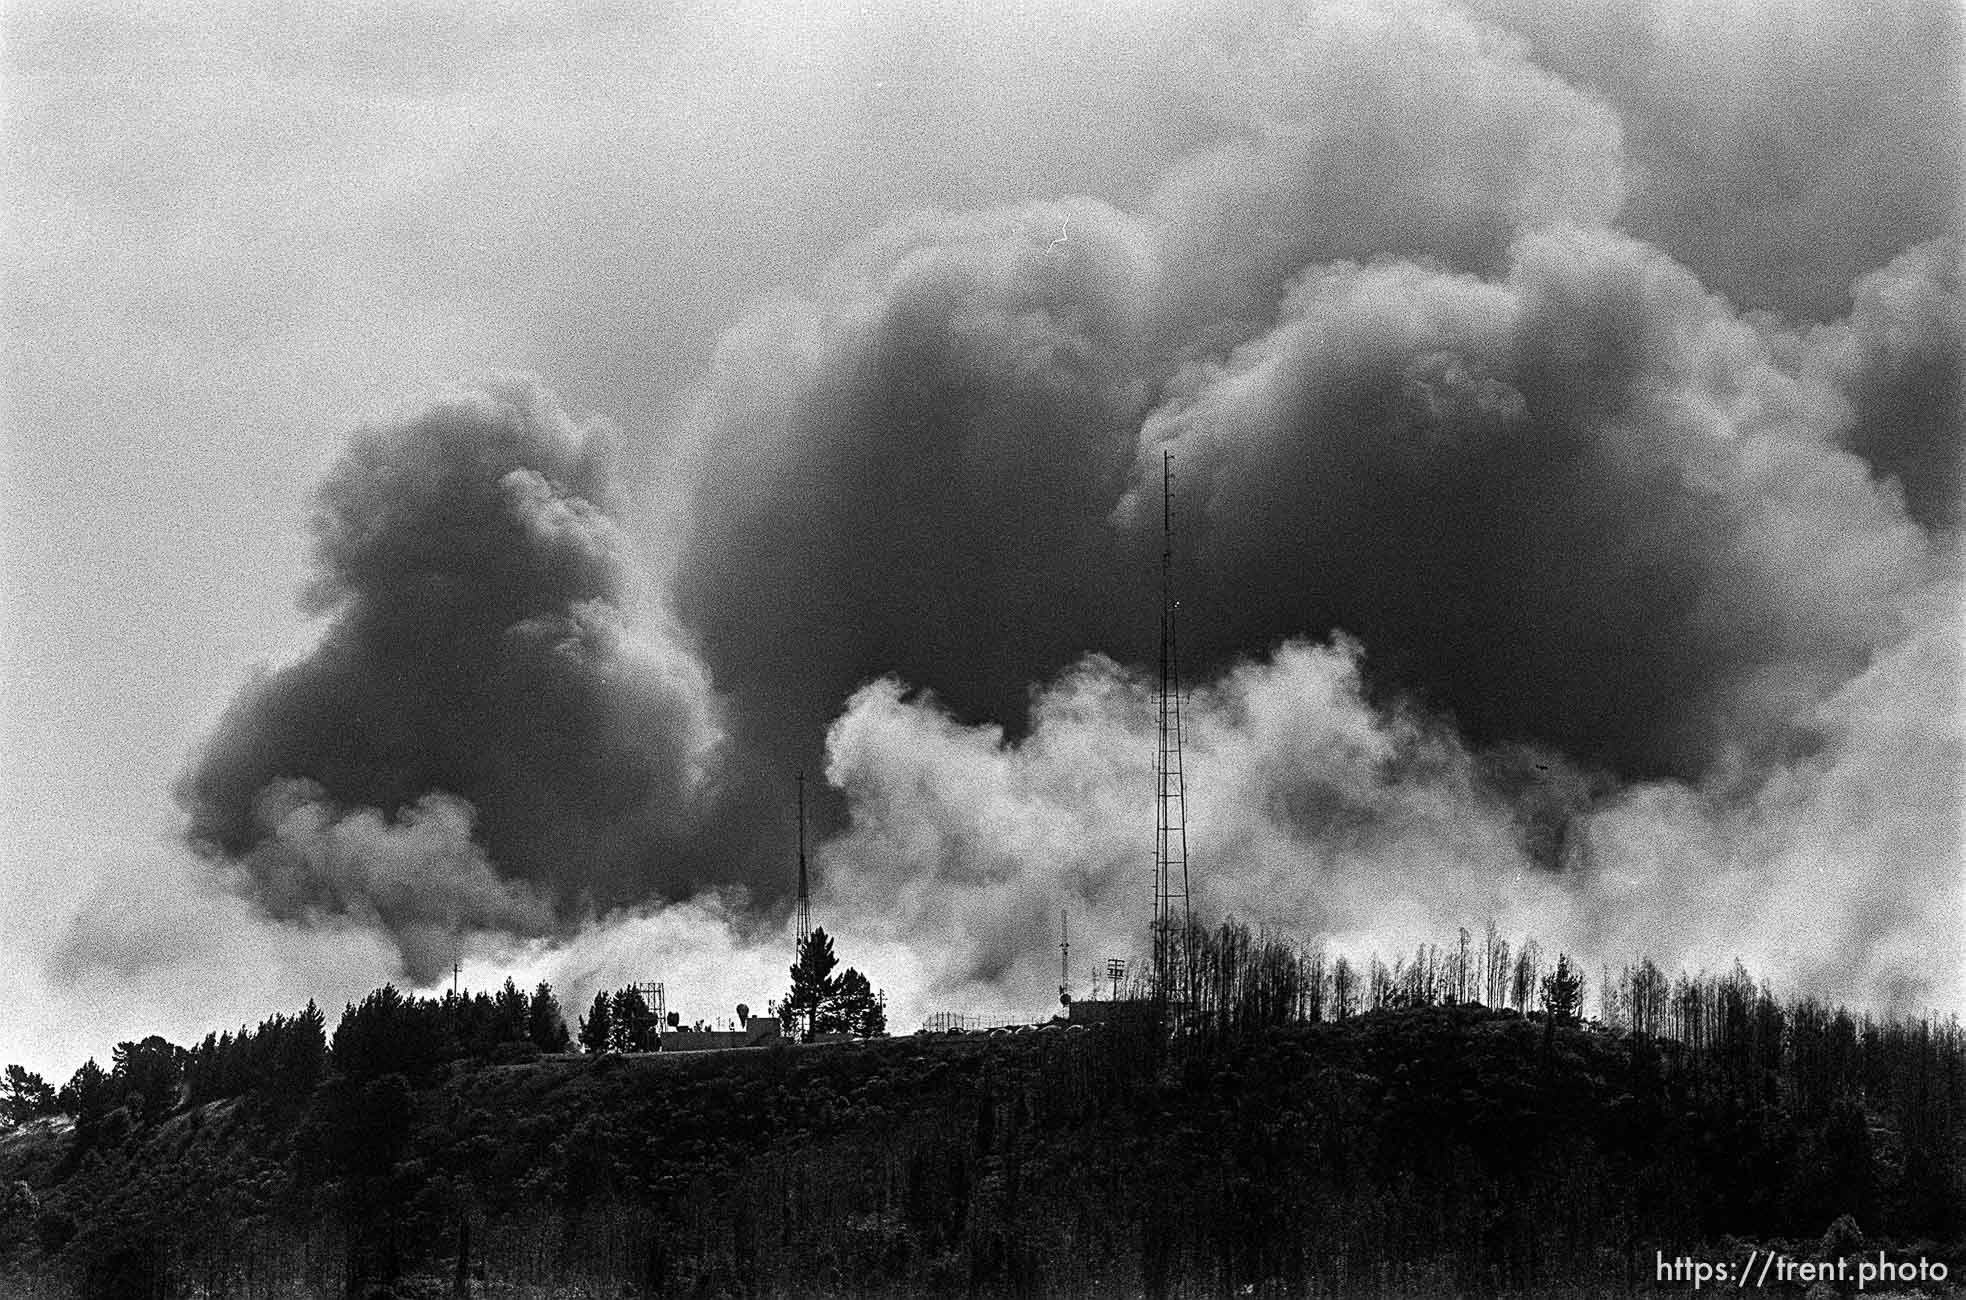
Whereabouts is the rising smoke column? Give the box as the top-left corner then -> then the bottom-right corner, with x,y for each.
177,379 -> 718,978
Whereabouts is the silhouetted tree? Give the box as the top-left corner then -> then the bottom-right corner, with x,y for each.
527,982 -> 572,1052
1541,954 -> 1585,1025
281,999 -> 328,1092
109,1036 -> 185,1124
1540,952 -> 1585,1061
825,968 -> 886,1037
57,1058 -> 112,1150
1331,956 -> 1357,1019
1512,940 -> 1542,1012
611,986 -> 654,1052
0,1066 -> 56,1126
783,927 -> 840,1038
493,977 -> 530,1044
578,991 -> 613,1054
1453,926 -> 1473,1003
1625,958 -> 1668,1037
333,984 -> 443,1079
181,999 -> 326,1106
1483,921 -> 1511,1006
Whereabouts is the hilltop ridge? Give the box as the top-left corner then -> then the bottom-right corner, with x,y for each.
2,980 -> 1962,1298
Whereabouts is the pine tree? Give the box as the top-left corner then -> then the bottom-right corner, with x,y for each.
783,928 -> 840,1039
577,991 -> 613,1054
826,969 -> 886,1037
58,1059 -> 111,1149
0,1067 -> 56,1127
1541,953 -> 1584,1024
275,1001 -> 327,1092
214,1030 -> 240,1096
528,982 -> 572,1053
493,978 -> 530,1043
611,987 -> 652,1052
332,984 -> 433,1079
110,1036 -> 185,1125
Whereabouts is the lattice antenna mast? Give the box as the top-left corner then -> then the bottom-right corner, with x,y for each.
795,772 -> 812,950
1153,451 -> 1192,1000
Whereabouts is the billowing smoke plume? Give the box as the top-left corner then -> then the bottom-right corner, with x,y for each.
177,380 -> 718,976
161,0 -> 1957,1015
1143,0 -> 1624,347
503,582 -> 1957,1027
1817,241 -> 1963,531
812,587 -> 1959,1021
1136,227 -> 1947,778
659,0 -> 1957,1015
218,781 -> 553,983
672,61 -> 1956,850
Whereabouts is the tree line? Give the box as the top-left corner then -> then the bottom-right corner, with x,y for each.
575,984 -> 666,1053
3,927 -> 899,1139
2,919 -> 1959,1298
185,1003 -> 327,1106
330,978 -> 571,1079
0,978 -> 574,1149
571,926 -> 890,1052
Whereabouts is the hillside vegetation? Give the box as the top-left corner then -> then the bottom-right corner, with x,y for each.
2,924 -> 1962,1299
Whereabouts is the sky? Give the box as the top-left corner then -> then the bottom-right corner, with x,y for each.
1,0 -> 1960,1083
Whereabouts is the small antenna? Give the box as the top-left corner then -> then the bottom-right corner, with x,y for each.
1059,910 -> 1071,1006
795,771 -> 812,950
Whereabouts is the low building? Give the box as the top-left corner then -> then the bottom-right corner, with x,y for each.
661,1007 -> 784,1052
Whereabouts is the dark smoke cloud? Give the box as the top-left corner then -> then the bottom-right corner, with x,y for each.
676,214 -> 1948,876
671,0 -> 1640,864
159,0 -> 1957,1017
178,379 -> 717,972
647,0 -> 1959,1021
673,200 -> 1164,872
1137,227 -> 1943,777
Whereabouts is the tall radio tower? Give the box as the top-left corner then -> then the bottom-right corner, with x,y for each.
795,771 -> 812,950
1153,450 -> 1191,999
